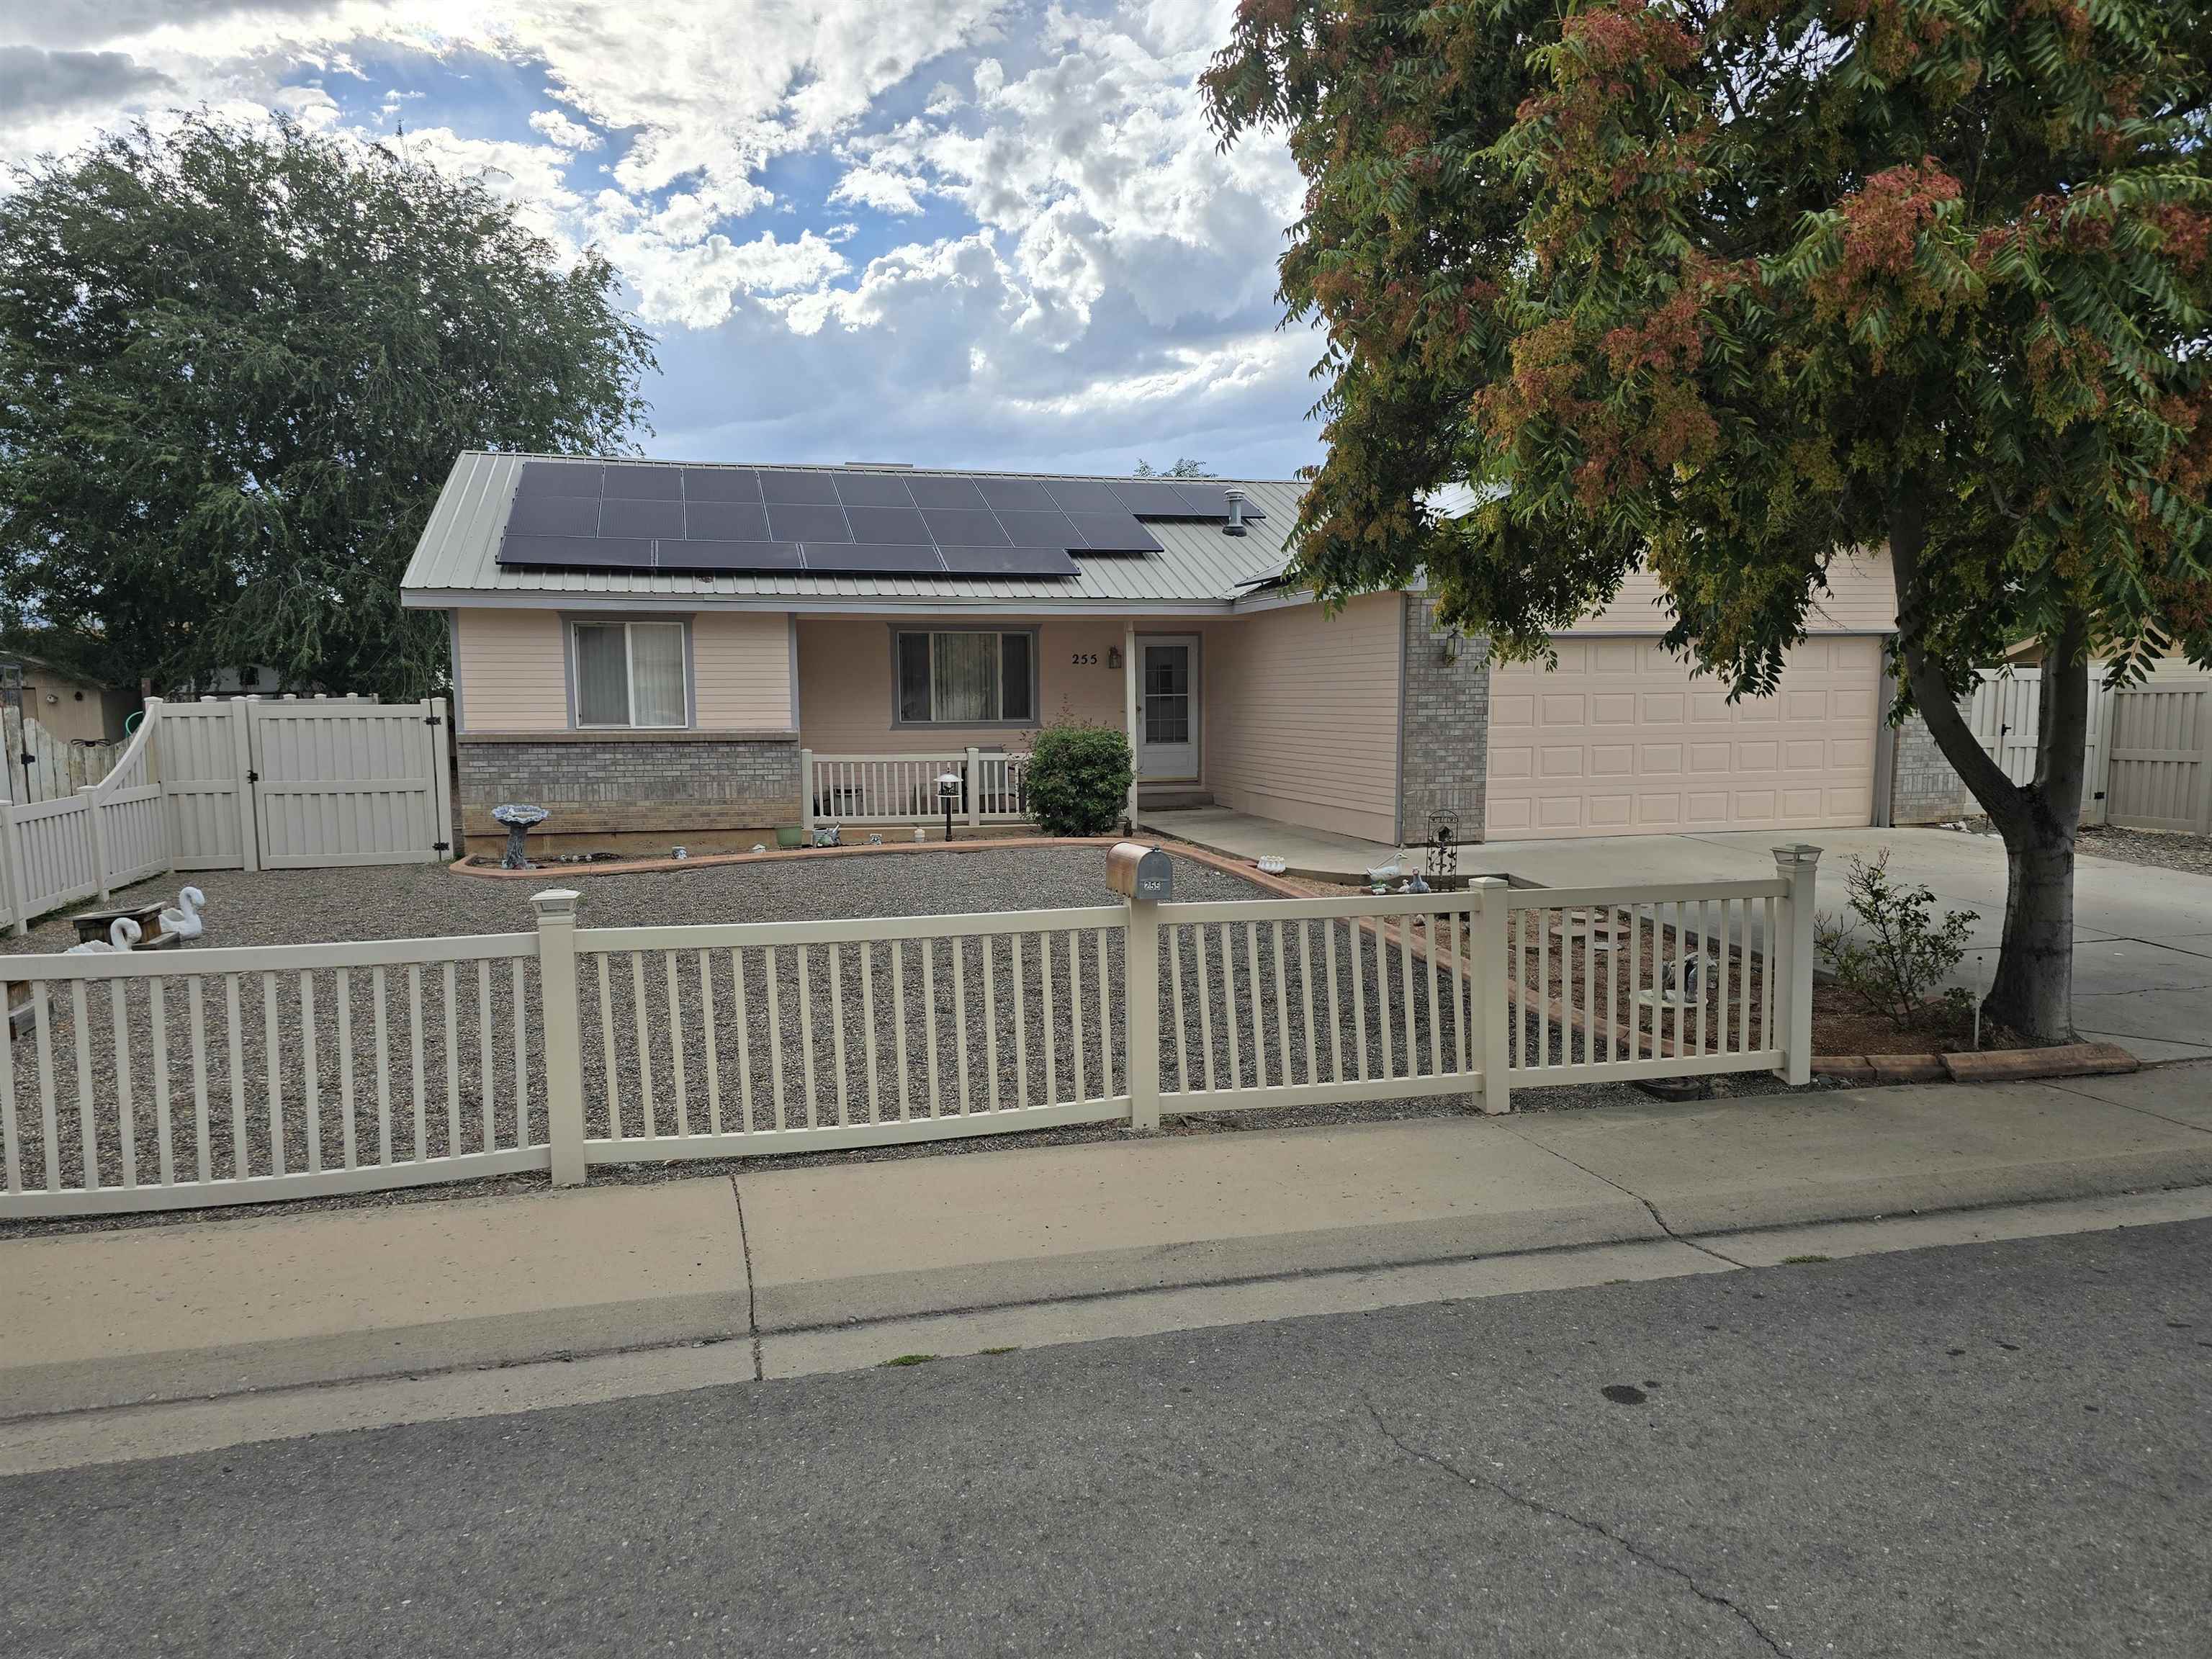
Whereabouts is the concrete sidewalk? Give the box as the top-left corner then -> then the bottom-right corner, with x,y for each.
5,1061 -> 2208,1418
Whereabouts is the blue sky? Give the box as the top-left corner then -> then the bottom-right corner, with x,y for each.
0,1 -> 1324,479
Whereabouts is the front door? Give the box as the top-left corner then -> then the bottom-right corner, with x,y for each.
1136,635 -> 1200,781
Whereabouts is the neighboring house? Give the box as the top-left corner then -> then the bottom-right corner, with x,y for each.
0,652 -> 131,747
400,452 -> 1910,853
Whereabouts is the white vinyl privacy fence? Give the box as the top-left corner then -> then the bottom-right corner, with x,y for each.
0,848 -> 1822,1217
1964,665 -> 2212,833
0,696 -> 454,936
160,696 -> 454,871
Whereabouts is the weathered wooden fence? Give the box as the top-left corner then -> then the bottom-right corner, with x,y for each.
0,849 -> 1822,1217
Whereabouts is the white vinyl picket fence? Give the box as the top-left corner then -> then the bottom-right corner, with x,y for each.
0,848 -> 1822,1217
801,748 -> 1030,830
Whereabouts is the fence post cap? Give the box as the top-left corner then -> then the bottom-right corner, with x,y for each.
530,889 -> 580,918
1771,843 -> 1824,869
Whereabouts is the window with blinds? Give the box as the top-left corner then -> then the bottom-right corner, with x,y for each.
572,621 -> 688,728
895,631 -> 1035,724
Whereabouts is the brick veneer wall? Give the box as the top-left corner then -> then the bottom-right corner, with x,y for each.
1889,708 -> 1977,824
457,734 -> 801,837
1397,593 -> 1493,845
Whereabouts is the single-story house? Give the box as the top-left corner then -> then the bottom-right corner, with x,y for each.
401,452 -> 1920,854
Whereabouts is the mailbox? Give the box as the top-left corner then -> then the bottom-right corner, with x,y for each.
1106,841 -> 1174,902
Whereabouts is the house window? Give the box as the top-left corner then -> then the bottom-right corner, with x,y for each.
573,621 -> 688,728
895,631 -> 1035,724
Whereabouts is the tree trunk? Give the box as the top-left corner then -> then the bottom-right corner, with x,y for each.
1979,642 -> 2088,1042
1889,505 -> 2086,1044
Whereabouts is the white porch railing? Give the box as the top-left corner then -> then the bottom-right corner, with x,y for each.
801,749 -> 1030,830
0,850 -> 1822,1217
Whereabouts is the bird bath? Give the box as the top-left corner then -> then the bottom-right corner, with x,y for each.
492,803 -> 549,870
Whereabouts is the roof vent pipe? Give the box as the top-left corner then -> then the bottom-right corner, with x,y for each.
1223,488 -> 1248,536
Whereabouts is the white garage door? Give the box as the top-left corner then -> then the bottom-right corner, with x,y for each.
1485,637 -> 1881,840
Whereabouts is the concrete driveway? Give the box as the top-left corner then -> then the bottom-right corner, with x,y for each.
1478,827 -> 2212,1061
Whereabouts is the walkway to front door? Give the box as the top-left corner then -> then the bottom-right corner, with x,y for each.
1137,635 -> 1199,781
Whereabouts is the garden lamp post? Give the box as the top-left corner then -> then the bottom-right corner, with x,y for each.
938,771 -> 962,843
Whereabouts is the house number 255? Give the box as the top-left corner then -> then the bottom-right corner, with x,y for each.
1071,652 -> 1099,665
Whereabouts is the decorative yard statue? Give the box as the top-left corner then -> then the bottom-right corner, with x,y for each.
491,803 -> 549,870
1425,809 -> 1460,881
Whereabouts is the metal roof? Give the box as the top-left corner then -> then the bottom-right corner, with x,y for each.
401,452 -> 1311,613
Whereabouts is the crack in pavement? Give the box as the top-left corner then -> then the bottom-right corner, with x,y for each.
1500,1127 -> 1751,1267
1362,1399 -> 1790,1657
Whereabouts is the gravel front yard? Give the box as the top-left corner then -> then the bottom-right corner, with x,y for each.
1,846 -> 1815,1235
2076,824 -> 2212,878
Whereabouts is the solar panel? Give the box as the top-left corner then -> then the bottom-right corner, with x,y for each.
918,508 -> 1010,548
1105,479 -> 1192,517
765,501 -> 853,543
993,510 -> 1081,547
498,534 -> 652,570
1065,513 -> 1163,552
685,501 -> 771,541
832,470 -> 919,508
757,469 -> 842,505
514,461 -> 603,499
801,544 -> 948,574
506,495 -> 603,538
657,540 -> 802,572
907,475 -> 989,510
844,505 -> 932,544
601,464 -> 683,500
681,467 -> 764,503
938,545 -> 1080,577
1043,478 -> 1124,514
599,497 -> 686,540
976,477 -> 1056,513
496,461 -> 1268,578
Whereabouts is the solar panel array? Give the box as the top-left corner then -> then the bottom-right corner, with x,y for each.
495,462 -> 1264,579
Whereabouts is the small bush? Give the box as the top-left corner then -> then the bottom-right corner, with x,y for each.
1815,850 -> 1978,1030
1025,721 -> 1133,837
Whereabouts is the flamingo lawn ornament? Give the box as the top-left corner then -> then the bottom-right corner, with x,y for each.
65,917 -> 141,955
158,886 -> 207,940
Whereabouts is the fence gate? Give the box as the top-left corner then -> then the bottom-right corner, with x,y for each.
158,697 -> 452,871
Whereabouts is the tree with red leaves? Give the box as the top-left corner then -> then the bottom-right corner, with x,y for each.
1207,0 -> 2212,1042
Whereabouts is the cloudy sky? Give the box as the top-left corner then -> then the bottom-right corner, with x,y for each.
0,1 -> 1321,477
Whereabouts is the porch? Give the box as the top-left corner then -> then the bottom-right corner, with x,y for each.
793,597 -> 1408,843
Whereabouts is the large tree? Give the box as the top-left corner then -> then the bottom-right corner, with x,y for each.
0,114 -> 655,701
1206,0 -> 2212,1040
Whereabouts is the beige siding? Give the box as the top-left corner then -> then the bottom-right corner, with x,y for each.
693,612 -> 793,729
17,666 -> 122,744
1201,594 -> 1402,843
454,609 -> 567,732
1575,549 -> 1897,635
797,618 -> 1127,752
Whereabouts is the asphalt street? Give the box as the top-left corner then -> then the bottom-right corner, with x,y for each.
5,1220 -> 2208,1658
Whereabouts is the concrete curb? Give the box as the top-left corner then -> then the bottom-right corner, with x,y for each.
7,1064 -> 2208,1419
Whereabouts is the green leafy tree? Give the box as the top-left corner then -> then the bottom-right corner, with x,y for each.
1206,0 -> 2212,1040
1133,458 -> 1217,477
0,114 -> 655,701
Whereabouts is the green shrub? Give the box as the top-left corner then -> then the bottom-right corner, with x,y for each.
1025,721 -> 1133,837
1815,851 -> 1978,1030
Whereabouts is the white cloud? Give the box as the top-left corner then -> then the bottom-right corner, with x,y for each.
827,164 -> 925,216
526,108 -> 598,150
0,1 -> 1321,475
